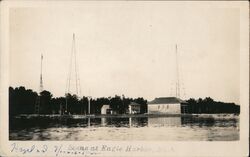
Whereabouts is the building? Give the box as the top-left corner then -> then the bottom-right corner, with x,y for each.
101,104 -> 112,114
148,97 -> 187,114
128,102 -> 141,114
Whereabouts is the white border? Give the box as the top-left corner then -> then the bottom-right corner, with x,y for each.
0,1 -> 249,157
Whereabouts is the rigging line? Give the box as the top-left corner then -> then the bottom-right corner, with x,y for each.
78,78 -> 82,97
175,44 -> 180,98
76,41 -> 81,97
73,33 -> 79,96
67,33 -> 74,94
76,57 -> 81,97
75,35 -> 81,97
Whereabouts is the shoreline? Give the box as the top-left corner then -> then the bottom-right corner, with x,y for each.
12,113 -> 239,119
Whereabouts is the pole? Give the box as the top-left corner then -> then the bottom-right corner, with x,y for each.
73,33 -> 79,96
66,95 -> 68,113
88,96 -> 91,115
40,53 -> 43,94
175,44 -> 180,98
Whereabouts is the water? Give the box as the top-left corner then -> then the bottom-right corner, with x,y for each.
9,114 -> 239,141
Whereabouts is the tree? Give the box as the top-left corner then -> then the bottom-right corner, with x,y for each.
9,86 -> 38,115
133,97 -> 147,114
40,90 -> 53,114
185,97 -> 240,114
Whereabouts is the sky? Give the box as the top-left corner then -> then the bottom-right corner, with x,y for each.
9,2 -> 240,104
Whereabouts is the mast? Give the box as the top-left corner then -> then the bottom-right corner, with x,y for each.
40,54 -> 43,93
34,53 -> 43,114
65,33 -> 81,113
73,34 -> 78,95
175,44 -> 180,98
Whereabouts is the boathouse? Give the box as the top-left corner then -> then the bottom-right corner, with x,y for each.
148,97 -> 187,114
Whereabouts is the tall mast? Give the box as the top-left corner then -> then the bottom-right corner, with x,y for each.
175,44 -> 180,98
40,54 -> 43,93
66,33 -> 81,96
34,53 -> 43,114
65,33 -> 81,113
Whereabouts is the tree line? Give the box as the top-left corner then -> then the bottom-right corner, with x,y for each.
9,86 -> 240,116
9,86 -> 147,116
185,97 -> 240,114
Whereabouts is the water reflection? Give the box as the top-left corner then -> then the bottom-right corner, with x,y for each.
9,115 -> 239,129
10,116 -> 149,129
180,115 -> 239,127
148,117 -> 181,127
9,114 -> 239,141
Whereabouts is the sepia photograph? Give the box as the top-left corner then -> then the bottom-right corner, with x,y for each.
0,1 -> 249,157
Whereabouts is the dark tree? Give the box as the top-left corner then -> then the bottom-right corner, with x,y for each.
40,90 -> 53,114
9,86 -> 38,115
133,97 -> 147,114
185,97 -> 240,114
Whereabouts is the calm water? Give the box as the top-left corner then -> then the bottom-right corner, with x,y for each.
9,114 -> 239,141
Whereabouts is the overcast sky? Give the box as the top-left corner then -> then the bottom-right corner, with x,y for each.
9,2 -> 240,104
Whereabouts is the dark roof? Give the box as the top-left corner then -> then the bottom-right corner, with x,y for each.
129,102 -> 141,106
148,97 -> 186,105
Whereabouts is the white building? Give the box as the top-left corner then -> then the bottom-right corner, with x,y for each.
101,104 -> 111,114
148,97 -> 187,114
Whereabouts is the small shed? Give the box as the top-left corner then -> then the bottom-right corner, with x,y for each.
128,102 -> 141,114
101,104 -> 111,114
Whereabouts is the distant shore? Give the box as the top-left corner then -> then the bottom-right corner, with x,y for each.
13,113 -> 239,119
9,86 -> 240,116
